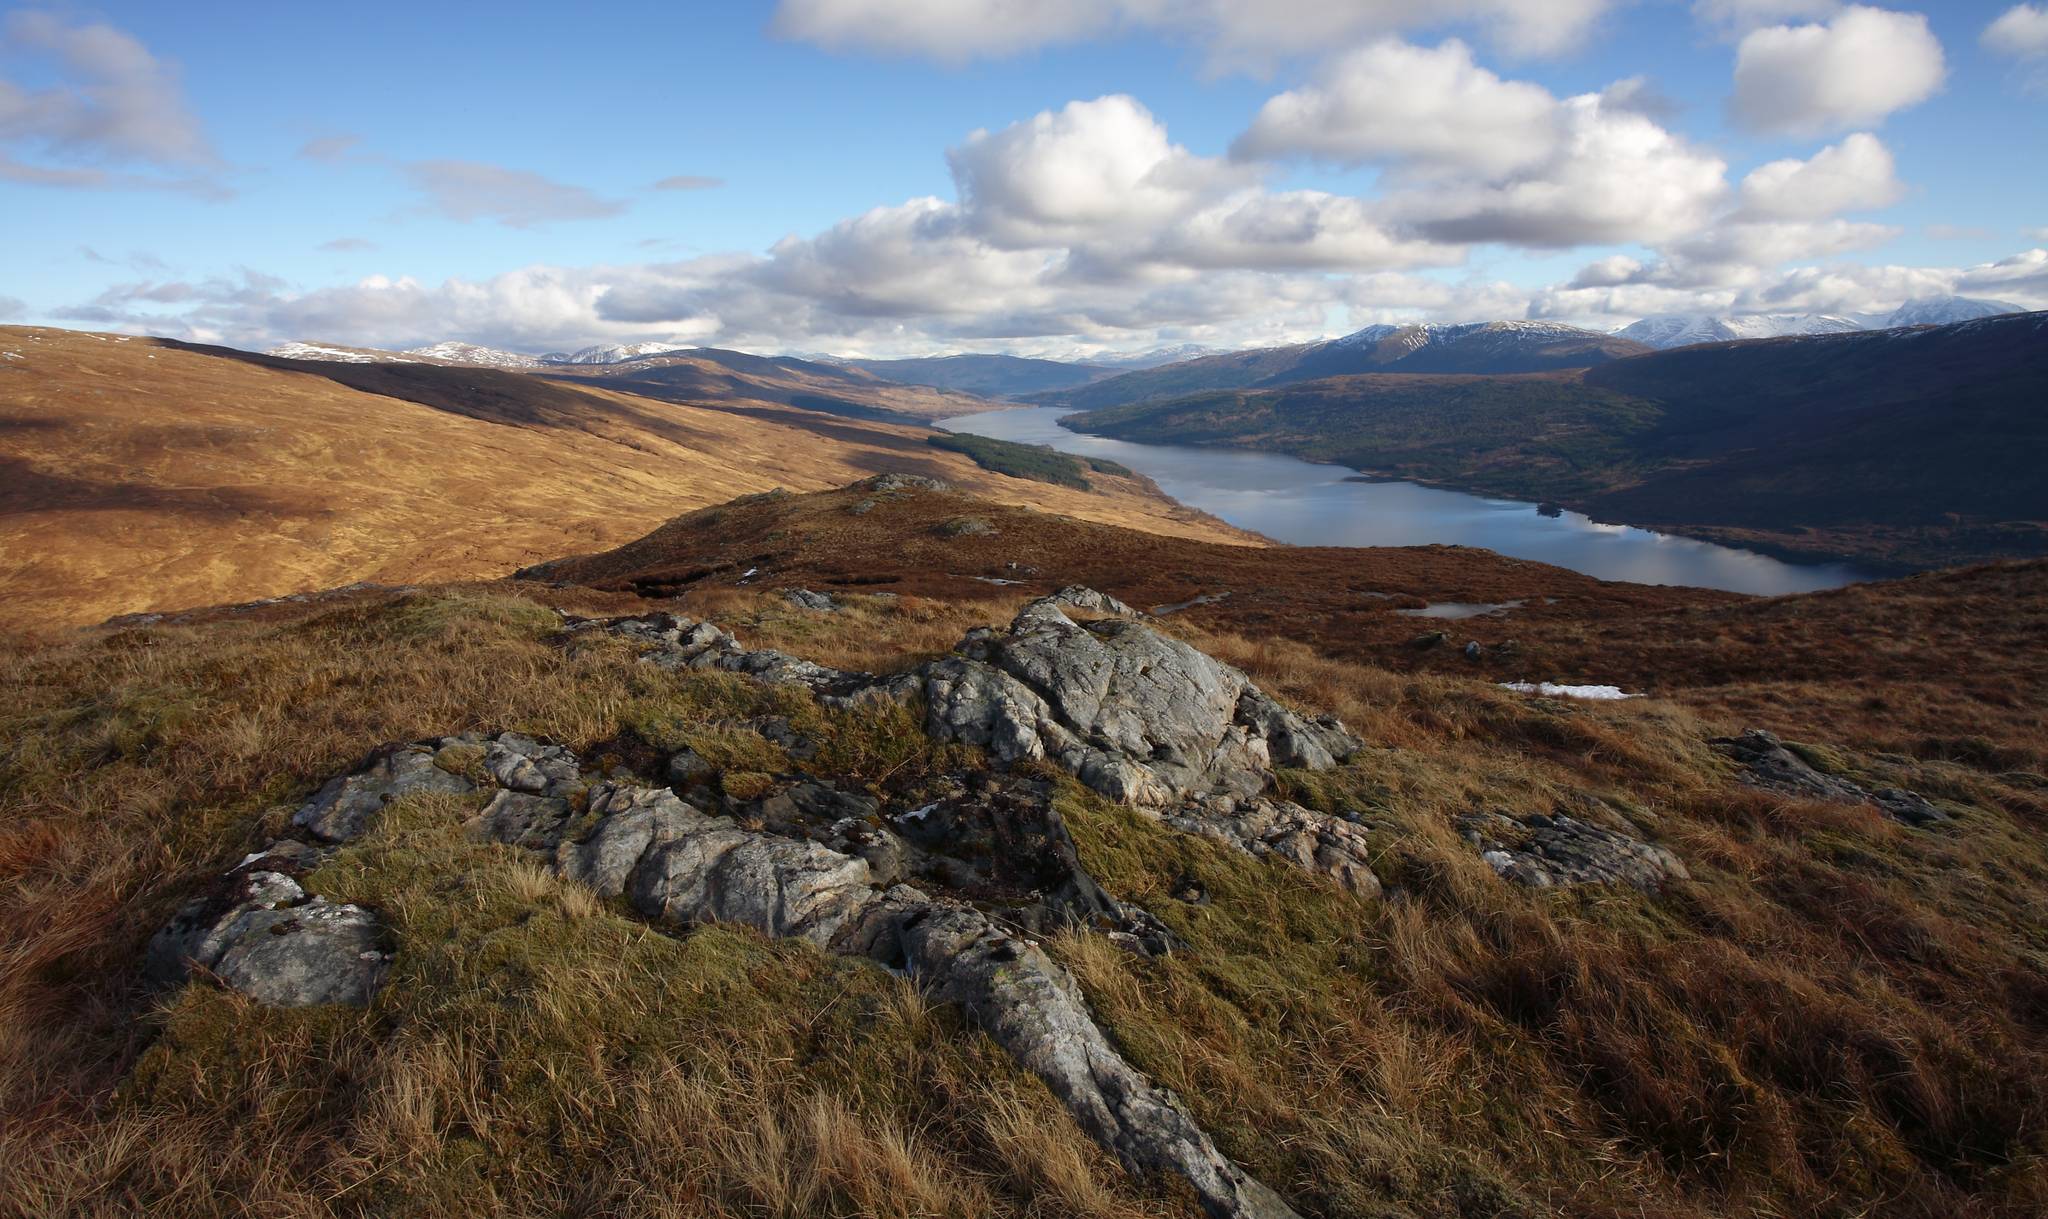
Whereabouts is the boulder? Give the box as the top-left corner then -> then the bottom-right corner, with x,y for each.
209,901 -> 392,1007
1166,797 -> 1382,899
146,864 -> 390,1006
1050,585 -> 1137,616
784,588 -> 837,612
924,598 -> 1359,807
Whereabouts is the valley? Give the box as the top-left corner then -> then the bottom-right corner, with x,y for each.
1055,311 -> 2048,571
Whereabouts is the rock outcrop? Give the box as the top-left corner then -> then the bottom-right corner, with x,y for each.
181,718 -> 1299,1218
925,598 -> 1360,804
571,593 -> 1383,898
1459,811 -> 1689,891
1714,730 -> 1948,827
146,848 -> 391,1007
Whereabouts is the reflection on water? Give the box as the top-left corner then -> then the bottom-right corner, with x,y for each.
936,406 -> 1876,596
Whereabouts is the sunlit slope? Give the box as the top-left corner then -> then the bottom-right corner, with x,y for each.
0,327 -> 1252,631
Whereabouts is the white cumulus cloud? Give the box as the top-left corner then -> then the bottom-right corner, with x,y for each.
1984,5 -> 2048,57
1389,91 -> 1729,247
1732,6 -> 1945,136
1737,132 -> 1903,219
1230,39 -> 1558,176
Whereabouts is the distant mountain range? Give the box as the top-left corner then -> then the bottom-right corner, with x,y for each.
833,354 -> 1115,399
1026,320 -> 1654,411
1615,296 -> 2022,349
261,338 -> 998,423
264,295 -> 2031,400
537,342 -> 691,365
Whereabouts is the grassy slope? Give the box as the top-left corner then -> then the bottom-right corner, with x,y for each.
2,543 -> 2044,1215
0,327 -> 1253,632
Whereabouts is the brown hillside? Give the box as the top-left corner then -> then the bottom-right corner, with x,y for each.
530,481 -> 2048,766
0,327 -> 1252,632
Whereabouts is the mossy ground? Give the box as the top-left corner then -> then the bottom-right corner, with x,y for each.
2,587 -> 2044,1218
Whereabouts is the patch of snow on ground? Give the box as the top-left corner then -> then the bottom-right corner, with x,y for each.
1500,682 -> 1639,700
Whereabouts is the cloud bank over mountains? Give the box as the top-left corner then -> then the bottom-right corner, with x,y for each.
12,4 -> 2046,357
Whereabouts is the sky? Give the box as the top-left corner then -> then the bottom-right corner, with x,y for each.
3,0 -> 2046,358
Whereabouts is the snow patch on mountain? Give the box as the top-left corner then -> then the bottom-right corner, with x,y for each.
1878,297 -> 2024,328
403,341 -> 539,368
1617,297 -> 2027,350
1615,313 -> 1864,349
538,342 -> 692,365
267,342 -> 416,364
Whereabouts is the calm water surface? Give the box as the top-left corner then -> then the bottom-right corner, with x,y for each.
936,406 -> 1875,596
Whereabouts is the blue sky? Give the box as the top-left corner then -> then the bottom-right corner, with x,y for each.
3,1 -> 2045,356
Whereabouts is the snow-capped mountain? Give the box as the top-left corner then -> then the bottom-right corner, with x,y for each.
1876,296 -> 2024,328
403,341 -> 539,368
1615,313 -> 1865,349
1617,297 -> 2027,350
1304,320 -> 1648,375
1087,343 -> 1232,369
538,342 -> 692,365
267,341 -> 417,363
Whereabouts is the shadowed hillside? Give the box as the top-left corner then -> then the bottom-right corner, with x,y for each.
1064,312 -> 2048,571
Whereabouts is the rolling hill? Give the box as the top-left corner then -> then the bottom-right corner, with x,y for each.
0,325 -> 1250,631
1029,321 -> 1653,412
1064,311 -> 2048,570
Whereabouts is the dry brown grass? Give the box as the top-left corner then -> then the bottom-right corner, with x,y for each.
0,326 -> 1255,633
1,583 -> 2044,1218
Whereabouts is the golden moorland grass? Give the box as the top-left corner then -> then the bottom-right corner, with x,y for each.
1,585 -> 2042,1218
0,326 -> 1252,633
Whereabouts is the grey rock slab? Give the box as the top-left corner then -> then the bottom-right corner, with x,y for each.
292,743 -> 475,843
147,859 -> 391,1007
1461,811 -> 1688,892
901,904 -> 1300,1219
928,598 -> 1359,808
1049,585 -> 1136,616
210,900 -> 391,1007
1165,797 -> 1383,899
474,789 -> 574,851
